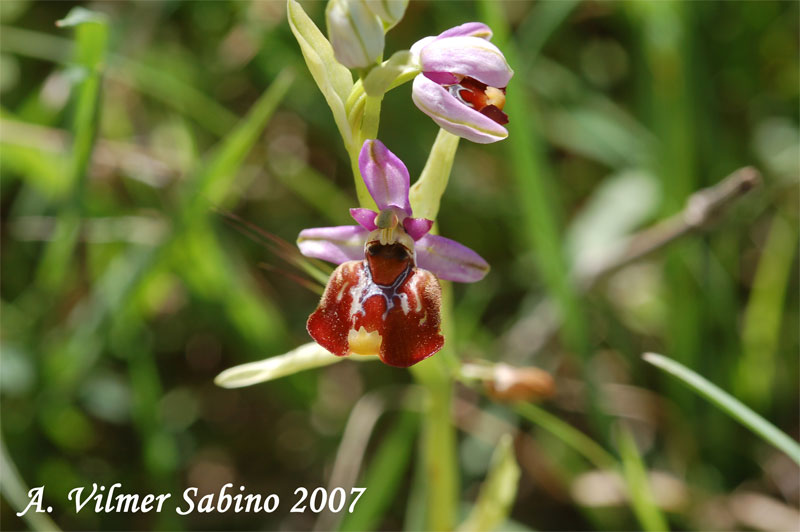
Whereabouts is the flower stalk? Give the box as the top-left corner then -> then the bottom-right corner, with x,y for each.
347,135 -> 462,526
409,281 -> 459,530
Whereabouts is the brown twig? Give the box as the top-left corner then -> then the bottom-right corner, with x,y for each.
502,166 -> 762,360
578,166 -> 762,289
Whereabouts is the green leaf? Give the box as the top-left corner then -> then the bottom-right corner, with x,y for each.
287,0 -> 354,147
215,342 -> 361,388
516,0 -> 580,64
458,434 -> 521,532
0,140 -> 66,198
643,353 -> 800,465
120,57 -> 238,137
50,69 -> 296,393
363,50 -> 418,97
616,424 -> 669,532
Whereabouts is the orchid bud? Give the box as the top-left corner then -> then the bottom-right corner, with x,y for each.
365,0 -> 408,29
326,0 -> 384,69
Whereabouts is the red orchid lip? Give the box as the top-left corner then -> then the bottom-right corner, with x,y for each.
446,76 -> 509,126
411,76 -> 509,144
306,258 -> 444,368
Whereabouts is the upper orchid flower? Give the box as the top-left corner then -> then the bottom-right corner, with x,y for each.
410,23 -> 513,144
297,140 -> 489,367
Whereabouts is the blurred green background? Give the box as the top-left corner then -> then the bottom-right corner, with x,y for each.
1,1 -> 798,530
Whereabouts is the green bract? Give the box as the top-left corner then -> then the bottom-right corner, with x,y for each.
287,0 -> 354,147
363,50 -> 419,97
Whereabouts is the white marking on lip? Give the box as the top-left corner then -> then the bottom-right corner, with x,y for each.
407,275 -> 423,313
398,293 -> 410,315
348,265 -> 369,318
336,276 -> 350,302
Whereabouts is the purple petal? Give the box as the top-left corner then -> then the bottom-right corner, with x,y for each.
403,217 -> 433,241
424,71 -> 460,84
437,22 -> 493,40
412,75 -> 508,144
358,140 -> 412,215
416,233 -> 489,283
297,225 -> 367,264
411,24 -> 493,59
420,36 -> 513,88
350,208 -> 378,231
410,35 -> 436,58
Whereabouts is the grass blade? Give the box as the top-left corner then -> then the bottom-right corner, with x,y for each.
643,353 -> 800,465
0,25 -> 238,137
457,433 -> 521,532
180,69 -> 294,218
736,213 -> 798,408
35,8 -> 107,291
477,0 -> 590,360
515,403 -> 617,471
338,411 -> 418,532
0,439 -> 62,532
616,425 -> 670,532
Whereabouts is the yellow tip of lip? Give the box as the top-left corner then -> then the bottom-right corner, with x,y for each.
485,86 -> 506,110
348,327 -> 382,356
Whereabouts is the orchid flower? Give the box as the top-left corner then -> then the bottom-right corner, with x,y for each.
297,139 -> 489,367
410,23 -> 513,144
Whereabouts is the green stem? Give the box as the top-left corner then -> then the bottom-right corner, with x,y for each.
361,95 -> 382,141
349,149 -> 375,210
428,386 -> 458,530
348,78 -> 459,531
347,83 -> 383,210
409,278 -> 460,530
